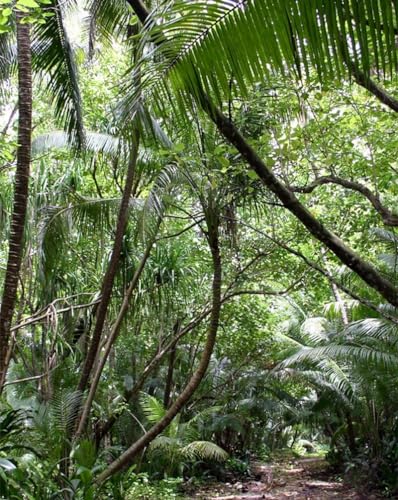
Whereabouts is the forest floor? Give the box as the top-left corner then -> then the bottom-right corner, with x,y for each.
188,457 -> 381,499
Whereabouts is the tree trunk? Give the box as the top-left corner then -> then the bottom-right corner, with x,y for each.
77,133 -> 139,393
96,211 -> 222,484
204,99 -> 398,308
75,231 -> 157,437
163,321 -> 180,408
0,14 -> 32,390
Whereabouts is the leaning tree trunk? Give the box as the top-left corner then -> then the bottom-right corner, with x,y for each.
203,99 -> 398,307
77,133 -> 139,393
0,14 -> 32,391
75,230 -> 158,438
96,210 -> 222,484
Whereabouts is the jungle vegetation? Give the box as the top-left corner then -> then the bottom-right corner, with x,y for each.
1,0 -> 398,498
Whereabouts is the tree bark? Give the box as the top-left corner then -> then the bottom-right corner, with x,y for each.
96,211 -> 222,484
77,133 -> 139,393
0,14 -> 32,390
163,321 -> 180,408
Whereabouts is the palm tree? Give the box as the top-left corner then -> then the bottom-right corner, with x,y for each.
0,13 -> 32,391
0,0 -> 86,390
90,0 -> 398,481
274,267 -> 398,489
96,186 -> 223,483
5,0 -> 398,485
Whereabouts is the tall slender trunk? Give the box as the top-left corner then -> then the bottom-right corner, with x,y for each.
96,212 -> 222,484
77,133 -> 139,393
163,323 -> 180,409
75,231 -> 158,438
0,15 -> 32,391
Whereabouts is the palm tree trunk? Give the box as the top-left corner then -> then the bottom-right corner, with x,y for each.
96,211 -> 222,484
0,14 -> 32,391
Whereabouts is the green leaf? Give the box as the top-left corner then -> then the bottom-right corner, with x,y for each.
17,0 -> 39,7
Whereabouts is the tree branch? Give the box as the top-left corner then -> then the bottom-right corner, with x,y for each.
289,175 -> 398,226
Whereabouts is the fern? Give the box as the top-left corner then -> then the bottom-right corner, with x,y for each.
140,393 -> 167,424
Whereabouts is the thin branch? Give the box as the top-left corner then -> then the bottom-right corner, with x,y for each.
3,365 -> 59,387
10,297 -> 100,333
237,219 -> 398,324
289,175 -> 398,226
155,218 -> 204,241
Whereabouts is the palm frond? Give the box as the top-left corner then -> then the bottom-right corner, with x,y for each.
138,162 -> 182,241
32,131 -> 120,157
300,317 -> 330,344
0,409 -> 27,444
51,390 -> 82,438
182,441 -> 228,462
279,344 -> 398,370
0,32 -> 14,94
323,299 -> 361,320
149,435 -> 181,455
274,367 -> 350,400
140,393 -> 167,424
89,0 -> 132,44
136,103 -> 173,148
37,197 -> 134,285
121,0 -> 398,123
372,227 -> 398,252
32,0 -> 84,145
315,358 -> 353,398
346,318 -> 398,345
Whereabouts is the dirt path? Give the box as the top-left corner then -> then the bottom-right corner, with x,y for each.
189,457 -> 380,499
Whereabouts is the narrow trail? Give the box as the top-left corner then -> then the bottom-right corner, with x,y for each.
190,457 -> 380,499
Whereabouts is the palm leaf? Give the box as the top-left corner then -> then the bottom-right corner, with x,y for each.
346,318 -> 398,346
182,441 -> 228,462
300,317 -> 330,344
0,32 -> 14,96
51,390 -> 82,438
140,393 -> 167,424
279,344 -> 398,370
120,0 -> 398,123
149,435 -> 181,455
137,162 -> 182,241
32,0 -> 84,145
37,197 -> 137,286
89,0 -> 133,44
32,131 -> 120,157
